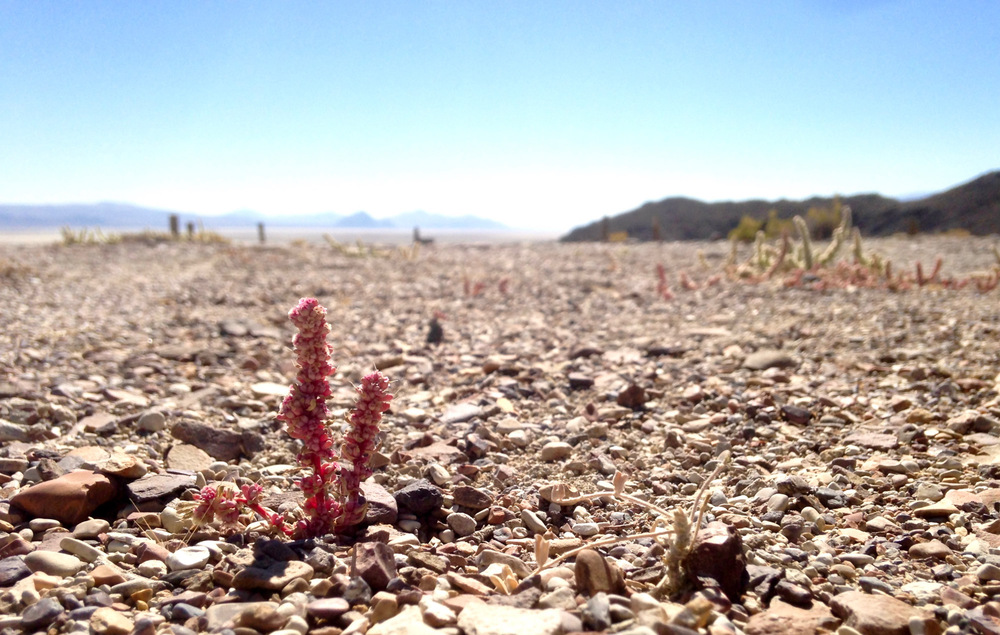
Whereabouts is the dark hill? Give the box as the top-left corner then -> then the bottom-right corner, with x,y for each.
560,170 -> 1000,241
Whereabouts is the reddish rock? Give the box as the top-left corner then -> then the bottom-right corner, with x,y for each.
361,481 -> 398,525
355,541 -> 396,591
452,485 -> 493,511
830,591 -> 941,635
683,521 -> 748,602
11,470 -> 119,526
616,384 -> 647,410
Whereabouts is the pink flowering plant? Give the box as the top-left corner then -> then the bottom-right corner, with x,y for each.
186,297 -> 392,539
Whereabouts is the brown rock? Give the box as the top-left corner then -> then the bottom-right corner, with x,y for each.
830,590 -> 941,635
617,384 -> 647,409
908,539 -> 953,560
0,533 -> 34,558
574,548 -> 626,596
453,486 -> 493,510
913,501 -> 959,519
90,564 -> 127,586
90,607 -> 133,635
235,603 -> 288,632
355,542 -> 396,591
968,605 -> 1000,635
745,599 -> 838,635
362,481 -> 398,525
743,350 -> 796,370
683,521 -> 748,602
79,413 -> 118,434
11,470 -> 119,526
95,451 -> 147,479
445,571 -> 494,595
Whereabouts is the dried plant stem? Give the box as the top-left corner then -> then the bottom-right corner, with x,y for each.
531,525 -> 676,575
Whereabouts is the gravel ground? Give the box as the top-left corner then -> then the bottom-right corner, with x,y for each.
0,235 -> 999,635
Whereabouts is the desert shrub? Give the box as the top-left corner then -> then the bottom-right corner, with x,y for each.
763,209 -> 793,239
728,215 -> 763,242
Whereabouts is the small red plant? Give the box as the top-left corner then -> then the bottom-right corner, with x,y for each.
678,270 -> 698,291
656,264 -> 674,300
916,257 -> 943,286
191,298 -> 392,539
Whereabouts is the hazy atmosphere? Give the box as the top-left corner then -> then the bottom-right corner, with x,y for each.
2,1 -> 999,231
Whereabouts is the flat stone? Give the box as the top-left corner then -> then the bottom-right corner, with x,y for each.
204,602 -> 279,632
0,556 -> 32,586
250,382 -> 288,397
830,590 -> 940,635
440,403 -> 483,425
306,597 -> 350,620
843,432 -> 898,451
73,518 -> 111,538
25,550 -> 86,576
457,602 -> 565,635
11,470 -> 119,526
165,443 -> 214,472
235,602 -> 287,632
231,559 -> 314,591
0,419 -> 28,442
744,350 -> 796,370
165,546 -> 211,571
908,539 -> 952,560
568,373 -> 595,390
127,472 -> 197,502
90,564 -> 127,586
912,501 -> 959,518
78,412 -> 118,434
368,604 -> 440,635
745,599 -> 838,635
96,450 -> 148,478
453,485 -> 493,510
90,607 -> 134,635
540,442 -> 572,461
60,537 -> 104,563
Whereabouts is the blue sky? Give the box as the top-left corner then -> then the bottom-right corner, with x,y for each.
2,1 -> 998,231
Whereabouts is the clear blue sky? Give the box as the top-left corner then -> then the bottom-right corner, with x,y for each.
2,1 -> 998,231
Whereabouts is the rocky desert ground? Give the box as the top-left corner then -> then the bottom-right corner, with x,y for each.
1,234 -> 999,635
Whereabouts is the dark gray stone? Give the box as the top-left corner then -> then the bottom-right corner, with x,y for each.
22,597 -> 64,630
393,479 -> 443,515
0,556 -> 31,586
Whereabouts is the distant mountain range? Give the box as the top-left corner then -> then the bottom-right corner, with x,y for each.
562,170 -> 1000,241
0,204 -> 508,231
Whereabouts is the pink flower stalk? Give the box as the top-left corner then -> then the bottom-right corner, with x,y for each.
337,371 -> 393,527
276,297 -> 392,538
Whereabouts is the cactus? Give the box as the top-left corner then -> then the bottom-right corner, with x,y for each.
793,215 -> 813,270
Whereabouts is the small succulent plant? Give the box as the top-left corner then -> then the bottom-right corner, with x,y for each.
187,297 -> 392,539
